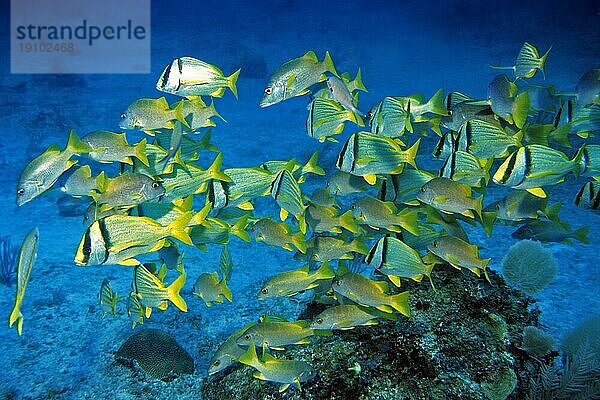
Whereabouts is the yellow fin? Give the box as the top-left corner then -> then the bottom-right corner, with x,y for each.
526,187 -> 547,198
364,174 -> 377,185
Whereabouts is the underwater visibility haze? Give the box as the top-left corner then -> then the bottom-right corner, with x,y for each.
1,1 -> 599,399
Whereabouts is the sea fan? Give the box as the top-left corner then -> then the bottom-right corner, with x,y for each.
501,240 -> 557,295
0,235 -> 18,286
522,326 -> 554,357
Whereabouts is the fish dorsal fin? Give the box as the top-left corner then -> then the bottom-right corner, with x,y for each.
303,51 -> 318,63
157,96 -> 169,109
374,280 -> 389,292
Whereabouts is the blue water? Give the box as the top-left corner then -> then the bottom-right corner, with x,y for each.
0,1 -> 599,398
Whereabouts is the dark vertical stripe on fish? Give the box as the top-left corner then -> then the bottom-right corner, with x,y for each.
176,58 -> 183,91
96,219 -> 110,264
161,61 -> 172,90
500,151 -> 518,184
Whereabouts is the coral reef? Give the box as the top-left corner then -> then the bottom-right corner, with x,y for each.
202,268 -> 541,400
115,329 -> 194,381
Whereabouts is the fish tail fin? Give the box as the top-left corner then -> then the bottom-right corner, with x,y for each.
390,291 -> 410,317
549,124 -> 572,148
426,88 -> 448,116
292,232 -> 307,254
339,210 -> 360,233
351,67 -> 367,92
512,92 -> 530,129
209,99 -> 227,123
403,139 -> 421,169
574,225 -> 589,244
166,272 -> 188,312
539,46 -> 552,79
220,280 -> 233,302
322,51 -> 338,77
571,145 -> 586,177
165,212 -> 193,245
207,153 -> 232,182
480,211 -> 497,237
134,138 -> 150,166
481,158 -> 494,185
302,151 -> 326,177
227,68 -> 241,99
239,342 -> 261,368
315,260 -> 335,280
474,195 -> 484,222
543,202 -> 562,222
352,111 -> 365,127
199,130 -> 220,152
231,216 -> 251,242
9,305 -> 23,336
398,207 -> 420,236
172,102 -> 191,129
351,238 -> 369,255
66,129 -> 92,154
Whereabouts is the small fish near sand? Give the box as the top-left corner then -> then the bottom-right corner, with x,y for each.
8,228 -> 39,336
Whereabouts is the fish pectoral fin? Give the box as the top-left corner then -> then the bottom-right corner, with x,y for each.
387,275 -> 402,287
526,187 -> 547,198
285,74 -> 297,89
433,195 -> 449,202
376,305 -> 394,313
158,301 -> 168,310
253,371 -> 268,381
462,210 -> 475,219
237,201 -> 254,210
279,208 -> 289,221
355,157 -> 375,165
279,384 -> 291,393
282,243 -> 294,252
363,174 -> 377,185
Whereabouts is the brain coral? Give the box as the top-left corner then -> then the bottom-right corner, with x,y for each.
115,328 -> 194,380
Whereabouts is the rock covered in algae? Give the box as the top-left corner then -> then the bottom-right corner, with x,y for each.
115,328 -> 194,380
202,268 -> 542,400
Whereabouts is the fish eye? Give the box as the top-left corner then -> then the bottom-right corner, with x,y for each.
316,318 -> 323,324
213,360 -> 220,367
83,245 -> 92,255
264,87 -> 272,95
244,334 -> 250,340
420,186 -> 426,192
17,188 -> 25,196
432,240 -> 438,247
120,113 -> 126,119
261,288 -> 268,294
152,182 -> 160,188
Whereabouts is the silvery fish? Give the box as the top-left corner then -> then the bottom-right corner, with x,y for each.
512,220 -> 589,244
61,165 -> 99,197
492,145 -> 584,198
492,42 -> 551,80
92,172 -> 164,208
576,68 -> 600,106
180,98 -> 225,130
352,196 -> 420,235
190,214 -> 251,251
238,342 -> 316,392
378,169 -> 435,205
260,50 -> 337,107
457,119 -> 522,159
488,74 -> 530,128
441,100 -> 493,131
427,235 -> 490,279
326,171 -> 368,196
236,320 -> 314,350
251,218 -> 306,253
305,203 -> 359,234
332,271 -> 410,316
8,228 -> 38,336
271,169 -> 306,228
74,212 -> 193,266
81,130 -> 149,166
156,56 -> 240,98
486,190 -> 548,222
574,180 -> 600,212
304,235 -> 369,262
127,291 -> 145,328
119,97 -> 189,134
440,150 -> 493,188
336,131 -> 420,185
208,322 -> 257,375
258,262 -> 334,299
326,75 -> 364,117
160,153 -> 231,203
416,177 -> 483,220
99,278 -> 121,318
17,130 -> 91,206
133,264 -> 188,313
192,271 -> 232,306
366,236 -> 434,287
310,304 -> 382,330
306,97 -> 360,142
